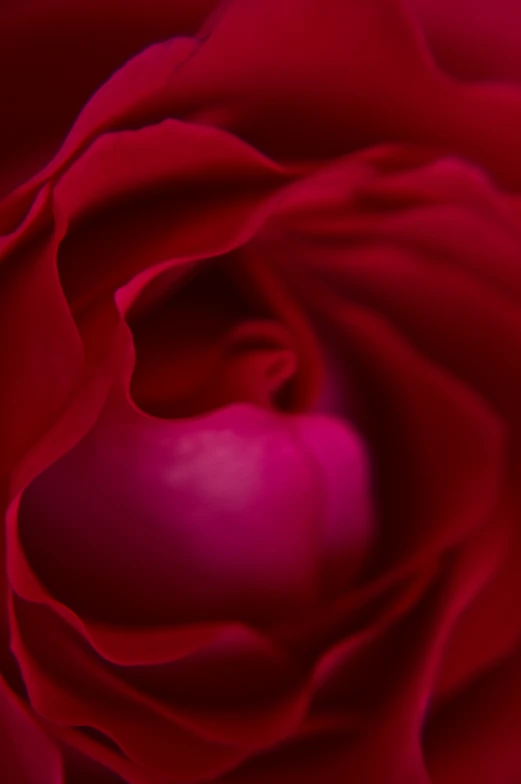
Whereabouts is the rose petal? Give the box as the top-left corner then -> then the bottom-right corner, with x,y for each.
292,414 -> 375,596
19,386 -> 373,626
0,233 -> 83,480
0,0 -> 219,198
409,0 -> 521,84
0,673 -> 63,784
53,119 -> 293,311
10,595 -> 313,781
11,597 -> 247,784
175,0 -> 521,189
63,747 -> 126,784
425,643 -> 521,783
216,726 -> 379,784
264,262 -> 505,575
178,0 -> 444,160
300,512 -> 506,784
267,149 -> 521,432
128,260 -> 302,417
430,488 -> 521,702
308,245 -> 521,433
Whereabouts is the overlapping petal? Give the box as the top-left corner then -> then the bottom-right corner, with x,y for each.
2,3 -> 521,783
0,0 -> 219,199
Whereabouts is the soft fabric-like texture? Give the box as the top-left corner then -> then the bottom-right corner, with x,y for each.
1,1 -> 521,782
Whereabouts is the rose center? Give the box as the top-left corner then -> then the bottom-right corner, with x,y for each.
129,259 -> 308,418
18,259 -> 375,627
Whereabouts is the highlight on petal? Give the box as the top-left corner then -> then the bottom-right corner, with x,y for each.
18,390 -> 373,627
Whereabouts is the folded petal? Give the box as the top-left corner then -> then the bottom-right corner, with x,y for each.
0,0 -> 218,197
54,119 -> 293,311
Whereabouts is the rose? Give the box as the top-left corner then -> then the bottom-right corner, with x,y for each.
2,1 -> 521,782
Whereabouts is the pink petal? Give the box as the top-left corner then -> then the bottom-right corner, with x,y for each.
19,393 -> 373,627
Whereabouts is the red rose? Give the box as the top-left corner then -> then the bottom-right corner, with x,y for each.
2,1 -> 521,782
